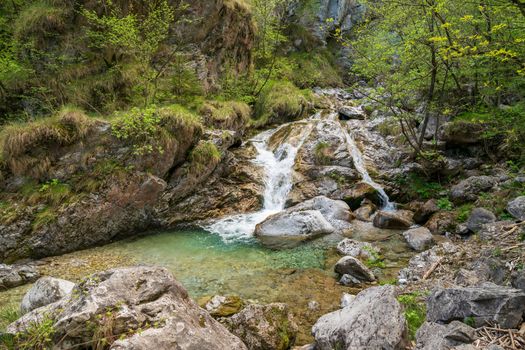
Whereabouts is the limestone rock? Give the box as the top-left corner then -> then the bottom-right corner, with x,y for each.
334,256 -> 375,283
426,283 -> 525,328
20,277 -> 75,314
450,176 -> 497,203
200,295 -> 243,318
373,210 -> 415,230
507,196 -> 525,221
340,293 -> 356,308
254,210 -> 335,249
8,267 -> 247,350
425,211 -> 457,235
478,221 -> 516,241
336,238 -> 380,260
342,182 -> 381,210
354,201 -> 377,222
312,285 -> 408,350
415,321 -> 476,350
403,227 -> 433,251
0,263 -> 39,290
466,208 -> 496,233
221,303 -> 298,350
439,121 -> 486,146
413,199 -> 439,224
398,243 -> 457,283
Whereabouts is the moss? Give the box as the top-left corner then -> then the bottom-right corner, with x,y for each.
14,0 -> 70,41
188,141 -> 222,173
285,51 -> 344,88
200,100 -> 251,131
314,142 -> 332,165
254,81 -> 313,128
0,107 -> 94,179
32,206 -> 57,231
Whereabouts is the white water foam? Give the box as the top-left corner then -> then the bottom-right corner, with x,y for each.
204,122 -> 314,241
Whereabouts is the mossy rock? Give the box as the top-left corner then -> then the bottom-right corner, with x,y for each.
199,295 -> 244,317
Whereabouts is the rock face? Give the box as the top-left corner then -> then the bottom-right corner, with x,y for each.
466,208 -> 496,233
255,210 -> 335,248
0,263 -> 39,289
403,227 -> 433,251
426,283 -> 525,328
507,196 -> 525,221
312,285 -> 408,350
450,176 -> 497,203
373,210 -> 414,230
342,182 -> 381,210
334,256 -> 375,283
8,267 -> 247,350
415,321 -> 476,350
20,277 -> 75,314
221,303 -> 298,350
336,238 -> 380,260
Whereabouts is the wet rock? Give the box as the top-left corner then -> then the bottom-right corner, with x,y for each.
466,208 -> 496,233
403,227 -> 433,251
0,263 -> 39,289
426,283 -> 525,328
336,238 -> 380,260
312,285 -> 408,350
507,196 -> 525,221
478,220 -> 516,240
255,210 -> 335,249
334,256 -> 375,283
20,277 -> 74,314
450,176 -> 497,204
373,210 -> 414,230
425,211 -> 457,235
221,303 -> 298,350
415,321 -> 476,350
354,200 -> 377,222
342,182 -> 381,210
414,199 -> 439,224
8,267 -> 247,350
200,295 -> 243,318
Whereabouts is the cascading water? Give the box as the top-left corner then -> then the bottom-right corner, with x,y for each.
336,114 -> 396,211
204,122 -> 314,241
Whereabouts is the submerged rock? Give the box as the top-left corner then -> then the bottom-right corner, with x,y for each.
312,285 -> 408,350
334,256 -> 375,283
373,210 -> 414,230
221,303 -> 298,350
20,277 -> 75,314
507,196 -> 525,221
402,227 -> 433,251
415,321 -> 476,350
8,266 -> 247,350
426,283 -> 525,328
0,263 -> 39,290
254,210 -> 335,249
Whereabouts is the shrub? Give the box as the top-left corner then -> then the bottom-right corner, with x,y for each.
14,1 -> 69,42
437,197 -> 453,211
397,293 -> 426,340
456,204 -> 474,223
10,314 -> 56,350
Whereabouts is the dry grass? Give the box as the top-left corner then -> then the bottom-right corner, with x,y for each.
0,107 -> 94,178
200,100 -> 251,131
14,0 -> 70,41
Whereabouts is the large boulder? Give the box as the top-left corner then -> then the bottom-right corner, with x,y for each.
0,263 -> 39,289
450,176 -> 497,204
413,199 -> 439,224
334,256 -> 375,283
402,227 -> 433,251
439,121 -> 486,146
426,283 -> 525,328
20,277 -> 75,314
466,208 -> 496,233
507,196 -> 525,221
8,267 -> 247,350
342,182 -> 381,210
454,256 -> 505,287
373,210 -> 414,230
254,210 -> 335,249
221,303 -> 298,350
336,238 -> 380,260
312,285 -> 408,350
415,321 -> 476,350
289,196 -> 354,229
353,200 -> 377,222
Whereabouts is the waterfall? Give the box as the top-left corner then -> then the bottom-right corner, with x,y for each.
337,117 -> 396,211
204,122 -> 314,241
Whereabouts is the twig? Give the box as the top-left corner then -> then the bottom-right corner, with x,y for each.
422,257 -> 443,280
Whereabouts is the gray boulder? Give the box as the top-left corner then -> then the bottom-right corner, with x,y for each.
373,210 -> 415,230
0,263 -> 39,289
312,285 -> 408,350
450,176 -> 497,203
336,238 -> 380,260
290,196 -> 354,230
426,283 -> 525,328
454,256 -> 505,287
8,267 -> 247,350
507,196 -> 525,221
255,210 -> 335,249
415,321 -> 476,350
466,208 -> 496,233
334,256 -> 375,283
339,106 -> 366,120
340,293 -> 356,308
20,277 -> 75,314
221,303 -> 298,350
403,227 -> 433,251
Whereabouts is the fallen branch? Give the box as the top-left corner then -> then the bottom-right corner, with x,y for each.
422,257 -> 443,280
